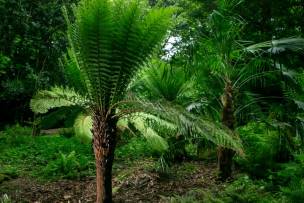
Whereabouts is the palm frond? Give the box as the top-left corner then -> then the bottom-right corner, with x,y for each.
245,37 -> 304,54
30,86 -> 88,114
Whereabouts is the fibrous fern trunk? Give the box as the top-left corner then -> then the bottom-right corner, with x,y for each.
92,110 -> 117,203
218,81 -> 236,180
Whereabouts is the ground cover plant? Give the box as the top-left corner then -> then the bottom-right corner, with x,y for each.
0,0 -> 304,202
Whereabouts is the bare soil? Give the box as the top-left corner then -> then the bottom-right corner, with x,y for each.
0,161 -> 222,203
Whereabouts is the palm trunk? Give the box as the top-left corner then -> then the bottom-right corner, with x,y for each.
218,81 -> 236,180
92,110 -> 118,203
172,133 -> 187,162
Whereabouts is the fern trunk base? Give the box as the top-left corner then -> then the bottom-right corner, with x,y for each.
93,111 -> 117,203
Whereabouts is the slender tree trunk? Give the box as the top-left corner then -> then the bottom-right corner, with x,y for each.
92,110 -> 118,203
218,81 -> 236,180
31,114 -> 41,136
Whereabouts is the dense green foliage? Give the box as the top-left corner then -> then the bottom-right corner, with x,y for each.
0,125 -> 159,181
1,125 -> 304,202
1,0 -> 304,202
0,125 -> 93,180
0,0 -> 78,126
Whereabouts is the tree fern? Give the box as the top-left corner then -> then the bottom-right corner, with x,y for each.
62,1 -> 174,202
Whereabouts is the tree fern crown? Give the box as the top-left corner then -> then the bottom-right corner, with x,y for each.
63,0 -> 174,110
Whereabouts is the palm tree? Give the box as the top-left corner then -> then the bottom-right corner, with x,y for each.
192,5 -> 304,179
32,0 -> 174,202
193,9 -> 248,180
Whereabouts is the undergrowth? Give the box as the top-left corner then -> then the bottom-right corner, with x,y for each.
2,124 -> 304,203
0,125 -> 94,181
0,125 -> 159,182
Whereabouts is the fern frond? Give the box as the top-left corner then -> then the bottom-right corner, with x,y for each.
119,98 -> 243,154
126,113 -> 170,152
61,49 -> 88,94
65,0 -> 175,109
74,113 -> 93,143
133,60 -> 197,104
30,86 -> 89,114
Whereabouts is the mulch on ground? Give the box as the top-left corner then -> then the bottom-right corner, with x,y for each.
0,161 -> 222,203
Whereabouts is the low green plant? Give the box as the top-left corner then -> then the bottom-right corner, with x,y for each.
236,122 -> 280,178
220,175 -> 278,203
0,124 -> 31,146
0,194 -> 12,203
0,132 -> 94,180
161,189 -> 224,203
42,150 -> 92,179
281,179 -> 304,203
269,153 -> 304,189
0,166 -> 18,183
115,136 -> 158,160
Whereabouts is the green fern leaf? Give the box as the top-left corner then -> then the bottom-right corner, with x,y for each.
74,113 -> 93,144
30,86 -> 88,114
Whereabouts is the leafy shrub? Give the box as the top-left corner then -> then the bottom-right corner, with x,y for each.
0,124 -> 31,146
115,137 -> 158,160
281,179 -> 304,203
236,122 -> 280,178
220,175 -> 277,203
42,151 -> 91,179
270,153 -> 304,188
162,176 -> 281,203
0,133 -> 94,180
